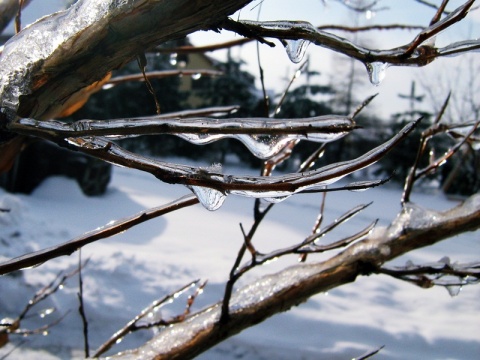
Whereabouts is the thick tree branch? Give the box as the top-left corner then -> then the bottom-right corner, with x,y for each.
0,0 -> 253,121
107,193 -> 480,359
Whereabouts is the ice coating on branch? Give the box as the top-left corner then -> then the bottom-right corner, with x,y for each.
284,39 -> 310,63
18,115 -> 354,159
179,133 -> 295,159
0,0 -> 132,118
388,194 -> 480,238
189,186 -> 226,211
110,265 -> 319,360
188,164 -> 226,211
387,203 -> 440,238
365,62 -> 389,86
438,39 -> 480,57
56,121 -> 418,211
240,20 -> 316,63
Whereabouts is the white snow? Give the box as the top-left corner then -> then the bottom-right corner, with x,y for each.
0,162 -> 479,359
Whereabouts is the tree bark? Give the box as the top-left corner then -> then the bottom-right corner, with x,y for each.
106,194 -> 480,359
0,0 -> 252,121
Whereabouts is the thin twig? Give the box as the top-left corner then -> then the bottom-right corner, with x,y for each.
77,251 -> 89,358
16,120 -> 417,196
223,1 -> 474,67
10,114 -> 357,139
430,0 -> 450,26
137,54 -> 161,114
414,121 -> 479,180
300,191 -> 327,262
0,195 -> 199,275
106,69 -> 223,87
93,280 -> 200,357
353,345 -> 385,360
220,202 -> 374,322
14,0 -> 24,34
402,94 -> 451,203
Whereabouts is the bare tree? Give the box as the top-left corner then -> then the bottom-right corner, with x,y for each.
0,0 -> 479,359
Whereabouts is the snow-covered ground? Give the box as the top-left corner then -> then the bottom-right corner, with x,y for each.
1,162 -> 479,359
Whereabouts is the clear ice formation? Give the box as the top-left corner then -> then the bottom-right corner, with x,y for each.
16,115 -> 355,159
62,120 -> 417,210
0,0 -> 135,118
283,39 -> 311,63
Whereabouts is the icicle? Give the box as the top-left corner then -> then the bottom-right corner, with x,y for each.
169,53 -> 178,66
188,164 -> 227,211
365,62 -> 389,86
178,129 -> 350,160
39,307 -> 56,318
189,186 -> 226,211
18,115 -> 354,160
445,284 -> 462,297
283,39 -> 310,64
191,73 -> 202,80
263,195 -> 292,204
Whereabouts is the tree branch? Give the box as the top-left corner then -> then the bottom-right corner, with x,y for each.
107,193 -> 480,359
0,0 -> 253,121
0,195 -> 199,275
222,1 -> 474,67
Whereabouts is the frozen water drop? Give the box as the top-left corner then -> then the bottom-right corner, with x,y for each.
405,260 -> 415,269
39,307 -> 55,318
365,10 -> 376,19
445,285 -> 462,297
284,39 -> 310,64
439,256 -> 451,265
365,62 -> 389,86
191,73 -> 202,80
263,195 -> 292,203
190,186 -> 226,211
169,53 -> 178,66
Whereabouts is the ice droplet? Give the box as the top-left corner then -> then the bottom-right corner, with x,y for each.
169,53 -> 178,66
189,186 -> 226,211
439,256 -> 451,265
191,73 -> 202,80
284,39 -> 310,63
39,307 -> 55,318
446,284 -> 462,297
365,62 -> 389,86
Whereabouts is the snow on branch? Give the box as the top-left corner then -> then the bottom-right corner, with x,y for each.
107,193 -> 480,359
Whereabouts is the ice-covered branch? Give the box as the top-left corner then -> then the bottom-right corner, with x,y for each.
0,0 -> 252,121
107,193 -> 480,360
93,280 -> 201,357
379,258 -> 480,295
40,120 -> 419,210
223,0 -> 474,68
9,115 -> 356,160
0,195 -> 199,275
